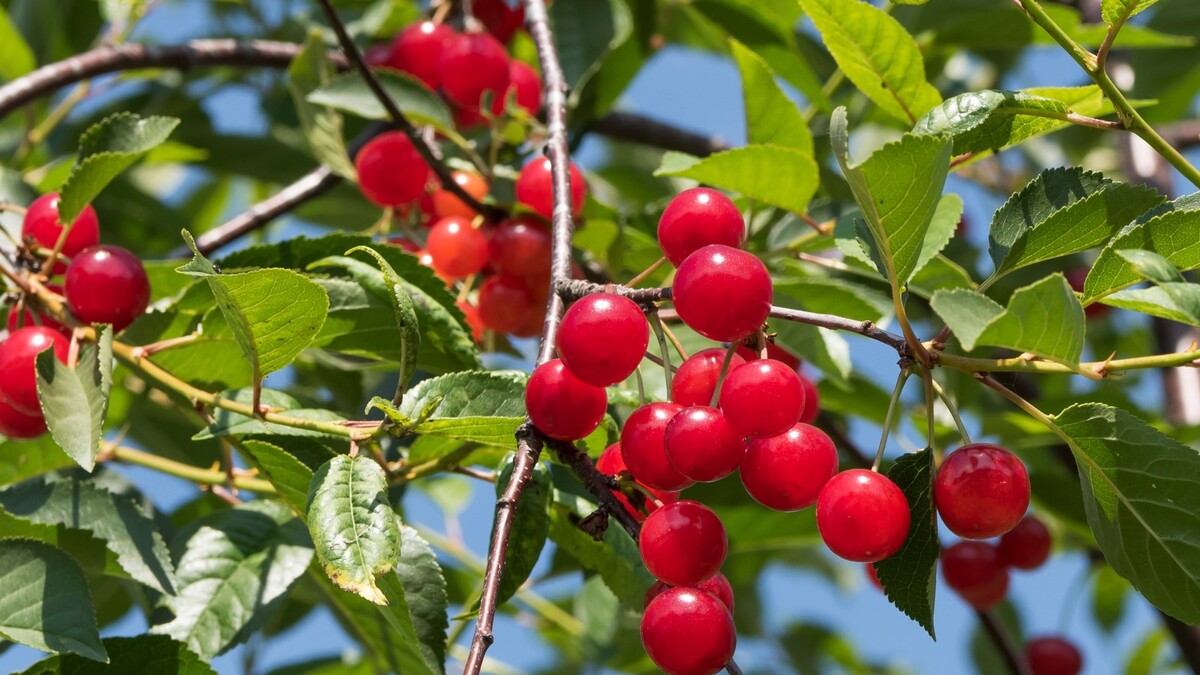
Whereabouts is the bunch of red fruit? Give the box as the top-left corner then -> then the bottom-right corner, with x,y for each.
0,193 -> 150,440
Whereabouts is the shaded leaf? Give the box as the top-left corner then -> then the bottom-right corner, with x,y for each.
0,7 -> 35,81
35,325 -> 112,472
307,69 -> 453,131
20,635 -> 213,674
730,39 -> 812,154
344,247 -> 420,397
238,440 -> 317,517
314,571 -> 437,675
1084,197 -> 1200,303
875,448 -> 938,638
396,524 -> 448,674
494,455 -> 550,606
58,114 -> 180,222
288,29 -> 356,179
0,539 -> 106,662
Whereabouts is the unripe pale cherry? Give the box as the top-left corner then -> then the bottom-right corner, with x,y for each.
741,423 -> 838,511
556,293 -> 648,387
388,21 -> 454,89
672,244 -> 772,342
997,515 -> 1052,570
670,348 -> 745,407
657,187 -> 745,266
942,541 -> 1009,610
524,359 -> 607,441
0,326 -> 70,415
515,158 -> 586,220
425,217 -> 489,279
437,32 -> 510,110
663,406 -> 745,482
718,359 -> 804,438
64,245 -> 151,332
595,444 -> 678,522
22,193 -> 100,274
430,171 -> 489,219
0,396 -> 47,440
1025,636 -> 1083,675
644,573 -> 734,612
639,500 -> 727,586
354,132 -> 432,206
620,402 -> 693,491
641,587 -> 736,675
816,469 -> 910,563
934,443 -> 1030,539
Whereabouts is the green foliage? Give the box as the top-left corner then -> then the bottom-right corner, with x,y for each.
21,635 -> 213,674
655,146 -> 819,213
395,525 -> 449,674
875,448 -> 938,639
1102,0 -> 1161,24
391,370 -> 528,446
494,455 -> 551,606
35,325 -> 112,471
344,246 -> 420,397
58,113 -> 179,222
289,30 -> 356,180
0,539 -> 106,662
0,7 -> 35,81
730,39 -> 812,154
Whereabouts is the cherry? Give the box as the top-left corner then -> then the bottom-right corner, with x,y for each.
474,0 -> 525,44
644,573 -> 734,612
0,326 -> 70,415
672,245 -> 772,342
737,342 -> 801,370
22,193 -> 100,274
798,373 -> 820,424
506,60 -> 542,114
865,564 -> 884,591
430,171 -> 489,219
556,293 -> 648,387
354,131 -> 432,206
456,300 -> 485,343
641,587 -> 736,675
489,217 -> 551,280
670,348 -> 745,407
364,43 -> 392,67
657,188 -> 745,266
718,359 -> 804,438
389,21 -> 455,89
663,406 -> 745,482
511,304 -> 546,338
640,500 -> 727,585
997,515 -> 1052,570
477,275 -> 535,333
1066,267 -> 1107,319
816,469 -> 910,563
525,359 -> 607,441
741,423 -> 838,511
387,236 -> 421,253
620,402 -> 693,491
596,443 -> 678,522
941,541 -> 1009,610
934,443 -> 1030,539
1025,636 -> 1083,675
437,31 -> 510,111
515,158 -> 586,220
425,217 -> 489,279
0,396 -> 47,440
64,245 -> 151,332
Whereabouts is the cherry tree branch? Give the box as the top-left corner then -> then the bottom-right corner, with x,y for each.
588,111 -> 732,157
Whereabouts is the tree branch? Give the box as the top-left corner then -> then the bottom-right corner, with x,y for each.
588,111 -> 732,157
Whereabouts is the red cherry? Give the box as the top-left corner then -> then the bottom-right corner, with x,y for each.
525,359 -> 607,441
670,348 -> 745,407
596,443 -> 678,522
477,275 -> 535,333
798,373 -> 820,424
663,406 -> 745,482
489,217 -> 551,279
997,515 -> 1052,570
718,359 -> 804,438
816,469 -> 910,563
657,188 -> 745,266
0,396 -> 47,440
0,326 -> 70,415
741,423 -> 838,511
865,564 -> 883,591
430,171 -> 489,219
506,60 -> 542,114
364,43 -> 392,67
557,293 -> 648,387
426,217 -> 489,279
22,193 -> 100,274
355,132 -> 432,207
387,236 -> 421,253
1026,636 -> 1083,675
1066,267 -> 1107,319
437,32 -> 510,110
639,500 -> 727,585
453,104 -> 488,131
734,342 -> 800,370
934,443 -> 1030,539
456,300 -> 484,343
644,573 -> 734,612
942,541 -> 1009,610
64,245 -> 150,332
511,302 -> 546,338
672,245 -> 772,342
620,403 -> 692,491
641,587 -> 736,675
388,21 -> 454,89
515,158 -> 586,220
474,0 -> 525,43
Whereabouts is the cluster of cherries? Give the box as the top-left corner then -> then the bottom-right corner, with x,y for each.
0,194 -> 150,441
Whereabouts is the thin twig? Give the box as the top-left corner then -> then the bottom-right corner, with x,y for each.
587,111 -> 731,157
977,609 -> 1033,675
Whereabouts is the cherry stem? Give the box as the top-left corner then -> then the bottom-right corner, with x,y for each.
710,342 -> 741,409
927,372 -> 971,446
872,368 -> 911,472
633,367 -> 646,406
624,255 -> 667,288
646,311 -> 673,394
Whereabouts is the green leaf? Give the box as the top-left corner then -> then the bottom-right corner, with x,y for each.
1084,197 -> 1200,303
20,635 -> 214,674
1126,629 -> 1169,675
1092,565 -> 1130,632
154,501 -> 314,660
0,538 -> 107,662
830,108 -> 954,285
1053,403 -> 1200,624
314,571 -> 436,675
395,370 -> 528,447
35,325 -> 113,472
179,231 -> 329,387
654,146 -> 819,213
0,473 -> 176,595
494,455 -> 550,606
289,29 -> 356,180
797,0 -> 942,124
0,7 -> 35,81
395,524 -> 448,674
930,275 -> 1085,363
1100,285 -> 1200,326
238,440 -> 317,517
1116,248 -> 1184,283
307,455 -> 401,605
345,247 -> 420,397
773,275 -> 891,323
196,388 -> 345,441
729,39 -> 812,154
914,194 -> 965,280
874,448 -> 938,639
772,322 -> 851,388
307,69 -> 453,131
1102,0 -> 1161,24
58,113 -> 180,223
0,437 -> 75,488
